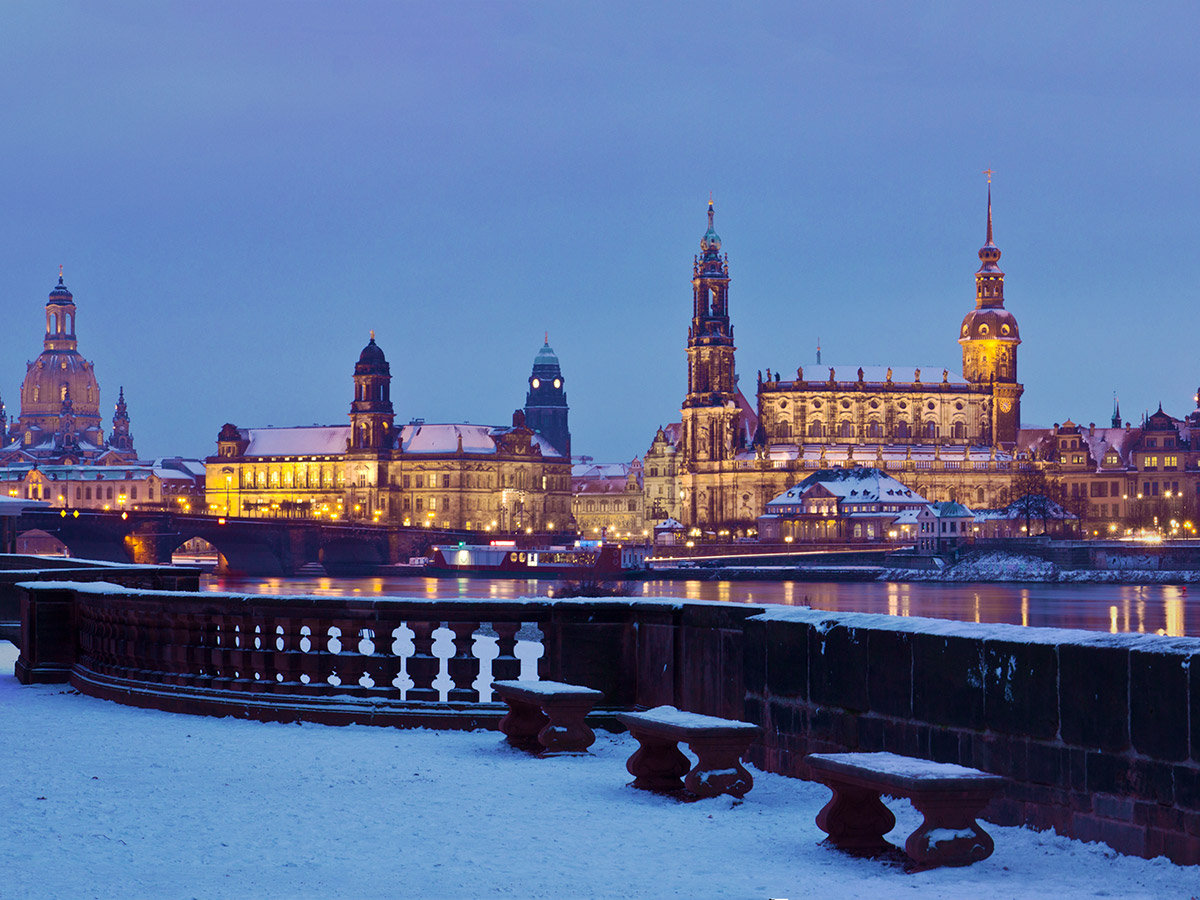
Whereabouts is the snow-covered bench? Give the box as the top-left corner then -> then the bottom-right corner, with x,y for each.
806,752 -> 1004,868
615,706 -> 760,799
492,680 -> 603,754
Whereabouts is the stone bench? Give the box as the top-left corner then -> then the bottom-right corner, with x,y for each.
806,751 -> 1005,868
616,706 -> 760,799
492,680 -> 603,754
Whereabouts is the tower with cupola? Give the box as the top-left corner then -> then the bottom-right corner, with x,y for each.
349,332 -> 394,451
109,386 -> 135,453
958,182 -> 1023,445
524,337 -> 570,458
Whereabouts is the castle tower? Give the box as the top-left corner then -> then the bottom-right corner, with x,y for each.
109,386 -> 136,453
524,336 -> 570,458
349,332 -> 394,451
958,182 -> 1023,445
682,201 -> 740,461
680,200 -> 743,526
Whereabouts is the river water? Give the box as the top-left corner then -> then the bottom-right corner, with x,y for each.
202,574 -> 1199,637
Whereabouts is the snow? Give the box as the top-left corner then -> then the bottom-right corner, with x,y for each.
0,642 -> 1195,897
808,752 -> 997,782
492,679 -> 602,697
626,705 -> 759,732
885,551 -> 1200,584
243,425 -> 350,456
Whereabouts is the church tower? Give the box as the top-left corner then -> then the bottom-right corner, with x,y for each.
349,332 -> 394,451
109,386 -> 135,453
680,200 -> 742,524
524,336 -> 570,458
958,182 -> 1023,445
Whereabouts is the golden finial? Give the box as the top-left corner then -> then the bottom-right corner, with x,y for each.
545,330 -> 549,345
369,329 -> 375,341
983,168 -> 994,183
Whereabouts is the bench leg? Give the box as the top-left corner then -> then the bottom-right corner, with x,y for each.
684,738 -> 755,799
625,731 -> 691,792
815,781 -> 896,855
538,699 -> 597,754
498,696 -> 548,752
905,794 -> 995,868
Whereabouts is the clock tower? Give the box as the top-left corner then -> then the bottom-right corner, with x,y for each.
524,337 -> 570,458
958,182 -> 1023,445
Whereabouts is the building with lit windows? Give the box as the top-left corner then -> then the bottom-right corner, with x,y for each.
652,189 -> 1035,532
206,336 -> 573,531
571,459 -> 645,540
1,270 -> 138,466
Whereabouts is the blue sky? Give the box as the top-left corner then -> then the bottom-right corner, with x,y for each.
2,2 -> 1197,462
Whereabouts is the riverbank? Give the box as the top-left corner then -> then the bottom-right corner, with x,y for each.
883,551 -> 1200,584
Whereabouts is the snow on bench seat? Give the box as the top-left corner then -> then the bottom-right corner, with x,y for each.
806,751 -> 1004,869
616,705 -> 760,799
492,680 -> 602,754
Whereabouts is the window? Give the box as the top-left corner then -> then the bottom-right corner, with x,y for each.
951,421 -> 966,439
924,422 -> 937,439
443,474 -> 451,488
1090,482 -> 1108,498
807,420 -> 824,438
76,486 -> 82,499
429,497 -> 437,511
838,421 -> 853,438
896,421 -> 910,439
416,498 -> 424,511
131,486 -> 138,500
1165,456 -> 1178,468
403,474 -> 411,488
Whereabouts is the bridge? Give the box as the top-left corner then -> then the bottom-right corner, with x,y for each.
14,509 -> 474,576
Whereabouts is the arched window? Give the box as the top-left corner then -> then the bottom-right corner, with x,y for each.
977,487 -> 985,503
777,420 -> 792,438
807,420 -> 824,438
866,421 -> 882,439
838,420 -> 853,438
952,421 -> 966,440
924,421 -> 938,439
896,420 -> 910,439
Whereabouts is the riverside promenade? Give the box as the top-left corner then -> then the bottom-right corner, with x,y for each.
0,641 -> 1193,900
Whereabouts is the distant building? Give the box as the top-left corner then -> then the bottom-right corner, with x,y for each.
757,467 -> 928,543
0,458 -> 205,512
571,459 -> 645,540
916,501 -> 976,553
652,191 -> 1034,532
523,338 -> 570,459
1,271 -> 137,465
206,336 -> 572,531
643,424 -> 682,522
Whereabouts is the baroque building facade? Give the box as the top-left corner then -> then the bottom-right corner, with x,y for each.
1,271 -> 137,466
659,192 -> 1034,531
206,336 -> 573,531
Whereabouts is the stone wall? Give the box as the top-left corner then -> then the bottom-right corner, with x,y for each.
742,607 -> 1200,864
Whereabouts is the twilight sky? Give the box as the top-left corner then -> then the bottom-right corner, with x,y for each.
1,2 -> 1197,463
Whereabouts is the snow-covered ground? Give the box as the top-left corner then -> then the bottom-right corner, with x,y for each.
0,642 -> 1193,899
885,551 -> 1200,583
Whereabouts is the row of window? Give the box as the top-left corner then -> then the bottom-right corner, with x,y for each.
791,421 -> 969,439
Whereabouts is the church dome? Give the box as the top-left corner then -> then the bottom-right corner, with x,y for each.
533,341 -> 560,370
355,335 -> 389,375
959,307 -> 1019,342
47,274 -> 73,305
20,351 -> 102,420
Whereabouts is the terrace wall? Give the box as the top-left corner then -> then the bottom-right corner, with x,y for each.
12,582 -> 1199,864
744,608 -> 1200,865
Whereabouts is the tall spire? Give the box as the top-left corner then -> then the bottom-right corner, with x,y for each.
1112,393 -> 1121,429
986,184 -> 994,246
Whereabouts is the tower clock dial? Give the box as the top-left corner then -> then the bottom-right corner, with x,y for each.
531,378 -> 540,389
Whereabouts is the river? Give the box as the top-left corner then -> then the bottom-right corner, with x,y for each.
202,574 -> 1198,637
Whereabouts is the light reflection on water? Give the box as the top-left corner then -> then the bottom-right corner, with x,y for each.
203,574 -> 1200,637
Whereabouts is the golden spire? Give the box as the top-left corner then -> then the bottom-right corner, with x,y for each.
369,329 -> 375,341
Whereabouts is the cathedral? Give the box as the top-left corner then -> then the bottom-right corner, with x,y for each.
661,189 -> 1031,530
1,271 -> 137,466
206,336 -> 573,531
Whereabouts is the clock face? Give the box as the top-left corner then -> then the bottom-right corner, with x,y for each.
1000,399 -> 1012,413
553,378 -> 561,389
531,378 -> 540,389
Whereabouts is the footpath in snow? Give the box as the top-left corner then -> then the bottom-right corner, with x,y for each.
884,550 -> 1200,583
0,643 -> 1193,899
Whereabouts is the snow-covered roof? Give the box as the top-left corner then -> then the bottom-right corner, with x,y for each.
242,425 -> 350,457
400,423 -> 496,455
0,496 -> 49,516
654,517 -> 685,531
767,467 -> 927,507
922,501 -> 975,518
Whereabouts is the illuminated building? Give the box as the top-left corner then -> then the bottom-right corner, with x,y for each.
206,336 -> 572,531
657,190 -> 1033,531
0,270 -> 137,465
524,337 -> 570,459
571,460 -> 645,539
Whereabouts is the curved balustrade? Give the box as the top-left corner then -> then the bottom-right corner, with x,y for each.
19,583 -> 759,729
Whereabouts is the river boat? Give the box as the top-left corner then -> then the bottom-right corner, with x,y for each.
427,541 -> 648,579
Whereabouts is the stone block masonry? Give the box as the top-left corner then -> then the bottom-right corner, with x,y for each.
743,608 -> 1200,865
